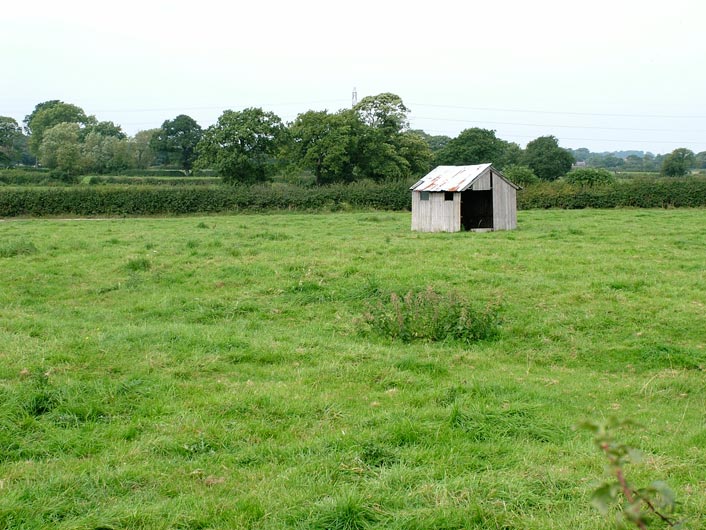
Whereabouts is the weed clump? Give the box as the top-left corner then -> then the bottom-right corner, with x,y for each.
362,287 -> 500,344
125,257 -> 151,272
0,240 -> 38,258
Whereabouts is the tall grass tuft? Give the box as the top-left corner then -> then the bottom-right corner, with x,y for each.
0,240 -> 38,258
362,286 -> 500,344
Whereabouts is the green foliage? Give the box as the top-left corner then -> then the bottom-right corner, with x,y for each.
81,120 -> 126,140
288,97 -> 431,184
287,109 -> 360,184
354,92 -> 409,133
580,419 -> 684,528
502,164 -> 539,186
125,257 -> 151,272
129,129 -> 160,169
565,168 -> 617,186
25,100 -> 91,156
524,135 -> 574,181
38,122 -> 82,175
362,287 -> 500,344
434,127 -> 507,167
197,108 -> 286,184
0,180 -> 412,216
517,178 -> 706,209
0,116 -> 25,166
661,148 -> 695,177
150,115 -> 203,172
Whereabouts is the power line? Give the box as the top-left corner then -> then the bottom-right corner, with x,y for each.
408,102 -> 706,120
408,116 -> 706,134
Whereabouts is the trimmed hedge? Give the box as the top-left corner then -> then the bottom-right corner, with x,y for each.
85,176 -> 222,186
0,181 -> 412,217
517,179 -> 706,209
2,178 -> 705,217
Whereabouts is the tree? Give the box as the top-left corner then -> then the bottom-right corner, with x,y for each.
502,165 -> 539,186
396,131 -> 433,176
82,120 -> 126,140
661,148 -> 695,177
25,101 -> 91,156
288,110 -> 360,184
523,135 -> 574,181
80,131 -> 131,174
130,129 -> 159,169
151,115 -> 203,173
410,129 -> 451,154
38,122 -> 82,175
196,108 -> 286,184
0,116 -> 24,166
434,128 -> 507,167
354,92 -> 409,134
497,142 -> 523,170
695,151 -> 706,170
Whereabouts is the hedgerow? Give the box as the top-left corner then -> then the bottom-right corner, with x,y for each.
1,178 -> 705,217
0,180 -> 413,217
517,179 -> 706,209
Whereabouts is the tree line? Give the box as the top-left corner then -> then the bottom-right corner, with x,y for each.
1,95 -> 702,182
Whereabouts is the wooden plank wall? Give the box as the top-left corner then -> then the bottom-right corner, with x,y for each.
411,192 -> 461,232
491,173 -> 517,230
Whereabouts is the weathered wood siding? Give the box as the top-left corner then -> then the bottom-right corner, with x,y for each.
471,171 -> 492,191
411,192 -> 461,232
491,171 -> 517,230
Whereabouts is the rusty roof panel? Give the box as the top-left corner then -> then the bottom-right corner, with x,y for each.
410,164 -> 492,192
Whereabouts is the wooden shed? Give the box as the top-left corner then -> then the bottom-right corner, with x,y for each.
410,164 -> 520,232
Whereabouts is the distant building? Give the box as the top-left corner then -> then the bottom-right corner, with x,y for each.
572,161 -> 587,168
410,164 -> 520,232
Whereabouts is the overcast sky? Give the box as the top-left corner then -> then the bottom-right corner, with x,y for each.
3,0 -> 705,153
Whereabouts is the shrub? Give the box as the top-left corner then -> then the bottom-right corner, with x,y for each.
565,168 -> 616,187
502,164 -> 539,186
362,287 -> 500,344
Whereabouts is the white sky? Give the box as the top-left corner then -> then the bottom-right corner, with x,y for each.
3,0 -> 705,154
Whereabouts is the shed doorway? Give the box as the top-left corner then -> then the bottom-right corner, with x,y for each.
461,190 -> 493,230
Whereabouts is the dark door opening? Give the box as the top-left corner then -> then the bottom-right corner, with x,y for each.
461,190 -> 493,230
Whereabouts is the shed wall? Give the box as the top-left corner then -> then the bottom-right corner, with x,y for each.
471,172 -> 492,191
411,192 -> 461,232
491,174 -> 517,230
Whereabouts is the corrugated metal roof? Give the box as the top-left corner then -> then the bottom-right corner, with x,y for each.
410,164 -> 493,192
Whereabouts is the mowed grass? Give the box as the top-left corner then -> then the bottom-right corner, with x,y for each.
0,209 -> 704,529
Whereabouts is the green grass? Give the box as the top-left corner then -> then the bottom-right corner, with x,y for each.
0,209 -> 704,529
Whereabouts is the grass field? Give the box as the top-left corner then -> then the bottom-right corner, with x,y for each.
1,209 -> 704,529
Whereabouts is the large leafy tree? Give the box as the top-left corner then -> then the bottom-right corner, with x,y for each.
130,129 -> 160,169
354,92 -> 409,134
80,131 -> 131,174
434,128 -> 509,167
661,148 -> 695,177
196,107 -> 286,184
0,116 -> 25,166
151,115 -> 202,172
352,93 -> 431,180
523,135 -> 574,181
38,122 -> 82,175
288,109 -> 360,184
25,101 -> 91,156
